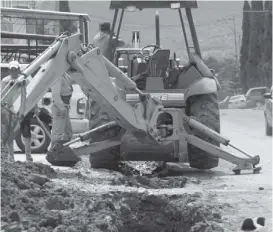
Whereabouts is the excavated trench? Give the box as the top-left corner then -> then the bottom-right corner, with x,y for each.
1,154 -> 225,232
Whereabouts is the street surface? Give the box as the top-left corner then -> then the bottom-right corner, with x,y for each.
14,109 -> 272,231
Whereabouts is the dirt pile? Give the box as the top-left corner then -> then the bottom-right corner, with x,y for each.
1,159 -> 224,232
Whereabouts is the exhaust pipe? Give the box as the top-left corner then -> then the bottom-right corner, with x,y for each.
155,10 -> 160,46
132,30 -> 140,48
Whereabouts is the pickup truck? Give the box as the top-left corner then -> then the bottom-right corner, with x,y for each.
1,63 -> 90,153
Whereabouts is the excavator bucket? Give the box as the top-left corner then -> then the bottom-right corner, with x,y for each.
46,145 -> 81,167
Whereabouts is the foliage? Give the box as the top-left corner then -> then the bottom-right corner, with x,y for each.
240,0 -> 272,91
204,56 -> 241,94
59,0 -> 77,34
258,0 -> 272,88
245,1 -> 264,88
239,1 -> 251,93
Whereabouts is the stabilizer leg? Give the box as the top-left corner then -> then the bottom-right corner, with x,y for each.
186,134 -> 262,174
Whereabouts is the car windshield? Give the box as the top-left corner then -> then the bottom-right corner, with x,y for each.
230,95 -> 244,101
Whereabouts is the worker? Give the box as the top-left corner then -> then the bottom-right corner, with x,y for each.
48,72 -> 73,152
92,22 -> 112,60
1,60 -> 38,162
92,22 -> 125,60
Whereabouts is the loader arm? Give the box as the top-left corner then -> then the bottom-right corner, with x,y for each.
1,33 -> 162,144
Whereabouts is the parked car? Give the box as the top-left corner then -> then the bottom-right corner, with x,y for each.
228,95 -> 247,109
1,63 -> 90,153
245,87 -> 269,108
263,86 -> 272,136
219,96 -> 231,109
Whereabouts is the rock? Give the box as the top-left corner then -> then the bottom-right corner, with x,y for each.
28,174 -> 49,186
5,223 -> 23,232
16,180 -> 30,190
120,203 -> 131,214
9,211 -> 20,222
27,227 -> 37,232
52,225 -> 66,232
45,196 -> 66,210
26,189 -> 41,197
66,225 -> 77,232
1,215 -> 9,222
38,216 -> 61,229
259,187 -> 264,190
42,182 -> 54,189
1,221 -> 9,230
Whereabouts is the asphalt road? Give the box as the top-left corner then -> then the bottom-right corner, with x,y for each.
14,109 -> 272,231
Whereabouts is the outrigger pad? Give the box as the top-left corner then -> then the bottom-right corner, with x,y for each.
46,146 -> 81,167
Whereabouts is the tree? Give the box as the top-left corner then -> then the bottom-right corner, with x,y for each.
239,1 -> 251,93
204,56 -> 239,94
59,0 -> 77,34
245,0 -> 264,88
258,0 -> 272,87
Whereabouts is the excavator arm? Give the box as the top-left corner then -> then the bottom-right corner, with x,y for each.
1,33 -> 163,144
1,32 -> 261,175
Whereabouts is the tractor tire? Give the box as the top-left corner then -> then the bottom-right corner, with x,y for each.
89,145 -> 121,170
186,93 -> 220,170
265,118 -> 272,136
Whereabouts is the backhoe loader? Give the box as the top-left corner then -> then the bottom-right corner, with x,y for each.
1,30 -> 261,175
87,0 -> 223,170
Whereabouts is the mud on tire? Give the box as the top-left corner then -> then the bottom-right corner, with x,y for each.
186,93 -> 220,170
265,118 -> 272,136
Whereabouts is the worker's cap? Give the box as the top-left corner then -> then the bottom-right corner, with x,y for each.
100,22 -> 111,31
9,60 -> 20,70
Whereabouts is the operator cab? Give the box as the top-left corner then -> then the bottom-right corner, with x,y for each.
109,1 -> 219,108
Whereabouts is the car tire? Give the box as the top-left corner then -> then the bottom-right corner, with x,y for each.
265,117 -> 272,136
15,118 -> 51,153
185,93 -> 220,170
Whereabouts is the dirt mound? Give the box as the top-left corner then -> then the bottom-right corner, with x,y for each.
1,159 -> 224,232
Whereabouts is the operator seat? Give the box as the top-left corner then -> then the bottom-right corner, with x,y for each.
145,49 -> 170,90
134,49 -> 170,90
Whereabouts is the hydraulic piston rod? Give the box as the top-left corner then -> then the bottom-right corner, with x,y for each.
186,115 -> 259,159
64,121 -> 118,147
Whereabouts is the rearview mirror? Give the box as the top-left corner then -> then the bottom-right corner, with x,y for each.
263,93 -> 272,99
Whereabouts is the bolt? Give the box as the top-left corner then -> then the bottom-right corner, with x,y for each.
65,39 -> 68,44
